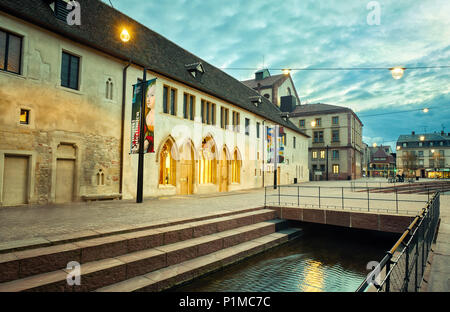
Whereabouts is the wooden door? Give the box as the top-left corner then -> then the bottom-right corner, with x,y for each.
55,159 -> 75,203
219,149 -> 228,192
3,155 -> 28,206
180,160 -> 193,195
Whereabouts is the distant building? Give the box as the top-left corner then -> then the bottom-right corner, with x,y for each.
241,69 -> 301,109
396,131 -> 450,179
289,103 -> 364,180
368,146 -> 396,177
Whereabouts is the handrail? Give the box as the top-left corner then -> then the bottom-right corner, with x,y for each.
356,191 -> 440,292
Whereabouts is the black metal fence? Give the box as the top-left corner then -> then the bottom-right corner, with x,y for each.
356,192 -> 441,292
264,185 -> 429,215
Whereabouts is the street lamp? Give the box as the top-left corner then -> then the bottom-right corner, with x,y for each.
420,135 -> 425,141
311,120 -> 317,127
373,143 -> 377,148
423,108 -> 429,113
282,69 -> 291,76
389,67 -> 405,80
121,28 -> 148,203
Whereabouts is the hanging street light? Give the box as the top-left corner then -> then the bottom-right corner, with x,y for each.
389,67 -> 405,80
423,108 -> 429,113
120,29 -> 131,43
282,69 -> 291,76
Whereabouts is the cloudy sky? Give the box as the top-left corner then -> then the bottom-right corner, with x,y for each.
106,0 -> 450,149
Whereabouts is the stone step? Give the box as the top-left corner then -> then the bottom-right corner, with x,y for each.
0,209 -> 276,283
0,207 -> 265,254
0,221 -> 278,292
96,232 -> 292,292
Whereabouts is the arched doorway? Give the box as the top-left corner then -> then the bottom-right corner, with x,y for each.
231,148 -> 242,184
159,139 -> 176,186
219,147 -> 229,192
199,136 -> 217,185
179,141 -> 195,195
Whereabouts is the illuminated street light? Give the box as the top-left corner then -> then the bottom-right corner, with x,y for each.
373,143 -> 377,148
431,149 -> 435,154
423,108 -> 429,113
282,69 -> 291,76
389,67 -> 405,80
420,135 -> 425,141
397,146 -> 401,151
311,120 -> 316,127
120,29 -> 131,43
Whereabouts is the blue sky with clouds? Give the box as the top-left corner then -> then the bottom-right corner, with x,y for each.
106,0 -> 450,149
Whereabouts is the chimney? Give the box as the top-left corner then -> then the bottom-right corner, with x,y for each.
412,131 -> 415,135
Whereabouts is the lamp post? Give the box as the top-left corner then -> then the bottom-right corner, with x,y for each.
121,28 -> 147,203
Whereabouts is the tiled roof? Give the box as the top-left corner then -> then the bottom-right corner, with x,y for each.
291,103 -> 352,116
397,133 -> 450,143
0,0 -> 308,137
241,74 -> 287,90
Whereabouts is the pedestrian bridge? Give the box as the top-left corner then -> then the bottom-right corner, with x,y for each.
264,184 -> 432,233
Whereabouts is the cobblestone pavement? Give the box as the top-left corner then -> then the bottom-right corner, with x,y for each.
0,178 -> 443,245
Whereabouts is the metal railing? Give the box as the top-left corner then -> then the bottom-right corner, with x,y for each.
264,185 -> 429,215
356,192 -> 440,292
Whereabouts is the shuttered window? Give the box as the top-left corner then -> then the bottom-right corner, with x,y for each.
61,51 -> 80,90
0,29 -> 22,74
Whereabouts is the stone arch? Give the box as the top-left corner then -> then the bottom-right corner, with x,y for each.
155,135 -> 179,162
198,135 -> 217,184
231,147 -> 242,184
158,137 -> 178,186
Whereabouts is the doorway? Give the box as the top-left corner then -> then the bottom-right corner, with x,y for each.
219,147 -> 229,192
179,142 -> 194,195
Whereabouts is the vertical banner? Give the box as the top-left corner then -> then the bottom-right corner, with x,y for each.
278,127 -> 285,164
130,78 -> 157,154
266,126 -> 285,164
266,126 -> 275,164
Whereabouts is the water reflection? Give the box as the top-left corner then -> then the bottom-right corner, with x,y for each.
170,223 -> 397,292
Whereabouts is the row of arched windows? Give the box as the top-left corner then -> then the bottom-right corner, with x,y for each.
158,136 -> 242,187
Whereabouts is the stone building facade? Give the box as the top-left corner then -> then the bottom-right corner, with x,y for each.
0,0 -> 309,206
289,103 -> 364,180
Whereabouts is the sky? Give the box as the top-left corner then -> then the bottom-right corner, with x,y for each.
105,0 -> 450,150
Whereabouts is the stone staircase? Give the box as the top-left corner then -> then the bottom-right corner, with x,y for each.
0,208 -> 302,292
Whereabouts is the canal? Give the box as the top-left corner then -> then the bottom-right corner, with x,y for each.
169,222 -> 398,292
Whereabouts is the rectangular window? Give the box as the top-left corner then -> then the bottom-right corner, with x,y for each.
439,150 -> 445,156
316,118 -> 322,126
245,118 -> 250,136
206,102 -> 210,124
232,111 -> 240,132
312,151 -> 318,159
163,85 -> 177,115
201,100 -> 206,123
211,103 -> 216,125
293,136 -> 296,149
20,109 -> 29,124
333,164 -> 340,174
256,122 -> 260,138
418,151 -> 424,157
183,93 -> 195,120
0,29 -> 22,74
320,150 -> 325,159
163,86 -> 168,113
170,88 -> 176,116
313,131 -> 324,143
61,51 -> 80,90
220,107 -> 229,129
299,120 -> 305,127
332,150 -> 339,159
332,130 -> 340,142
332,116 -> 339,125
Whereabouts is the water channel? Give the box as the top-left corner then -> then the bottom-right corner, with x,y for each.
170,222 -> 398,292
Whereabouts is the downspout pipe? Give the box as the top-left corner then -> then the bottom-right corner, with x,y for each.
120,61 -> 131,197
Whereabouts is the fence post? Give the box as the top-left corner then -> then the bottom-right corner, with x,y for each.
318,186 -> 321,208
264,186 -> 266,207
342,187 -> 344,209
385,253 -> 392,292
367,186 -> 370,212
415,233 -> 419,292
395,188 -> 398,214
278,185 -> 280,205
405,244 -> 410,292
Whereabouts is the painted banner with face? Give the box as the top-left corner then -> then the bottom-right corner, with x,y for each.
130,78 -> 157,154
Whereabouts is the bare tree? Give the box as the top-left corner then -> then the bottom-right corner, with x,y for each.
402,151 -> 418,177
